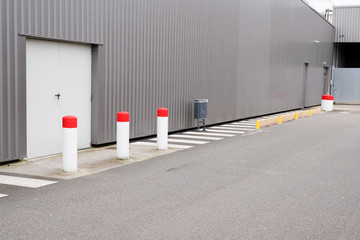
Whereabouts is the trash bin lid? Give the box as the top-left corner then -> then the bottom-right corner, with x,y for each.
194,99 -> 208,103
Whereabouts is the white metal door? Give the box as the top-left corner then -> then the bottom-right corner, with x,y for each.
26,39 -> 91,159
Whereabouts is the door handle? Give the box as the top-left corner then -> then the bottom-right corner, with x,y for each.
55,93 -> 61,100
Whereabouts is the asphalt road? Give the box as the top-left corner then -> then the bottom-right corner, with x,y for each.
1,106 -> 360,240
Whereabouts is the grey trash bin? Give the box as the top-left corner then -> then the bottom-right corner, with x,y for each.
194,99 -> 208,131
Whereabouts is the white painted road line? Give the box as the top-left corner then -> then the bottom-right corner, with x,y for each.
220,125 -> 256,129
0,175 -> 57,188
0,194 -> 8,198
230,123 -> 256,127
206,129 -> 245,134
131,142 -> 193,149
262,114 -> 282,119
150,138 -> 209,145
221,127 -> 256,131
238,120 -> 256,123
231,123 -> 256,126
169,134 -> 223,140
184,132 -> 235,137
211,127 -> 248,131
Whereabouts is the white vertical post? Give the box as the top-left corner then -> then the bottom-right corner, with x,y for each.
62,116 -> 77,173
117,112 -> 130,160
157,108 -> 168,150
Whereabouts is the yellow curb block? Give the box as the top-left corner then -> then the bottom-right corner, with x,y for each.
256,117 -> 279,129
281,113 -> 296,123
310,107 -> 322,115
256,107 -> 322,129
297,110 -> 310,118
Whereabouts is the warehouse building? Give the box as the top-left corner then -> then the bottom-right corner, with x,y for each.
0,0 -> 334,162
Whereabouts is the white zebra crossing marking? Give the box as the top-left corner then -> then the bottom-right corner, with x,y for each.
229,123 -> 256,128
150,138 -> 209,145
169,135 -> 223,140
211,126 -> 248,131
131,142 -> 193,149
206,129 -> 245,134
0,194 -> 8,198
222,124 -> 254,127
0,175 -> 57,188
221,125 -> 256,130
231,123 -> 256,126
183,132 -> 235,137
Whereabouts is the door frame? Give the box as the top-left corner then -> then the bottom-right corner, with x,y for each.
302,62 -> 309,108
25,38 -> 93,159
323,66 -> 329,95
19,34 -> 103,158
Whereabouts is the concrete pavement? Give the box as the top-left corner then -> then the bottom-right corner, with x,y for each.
1,105 -> 360,239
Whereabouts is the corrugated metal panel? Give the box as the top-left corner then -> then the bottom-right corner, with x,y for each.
0,0 -> 334,162
333,6 -> 360,42
334,68 -> 360,104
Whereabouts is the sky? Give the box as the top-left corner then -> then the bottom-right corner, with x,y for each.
305,0 -> 360,13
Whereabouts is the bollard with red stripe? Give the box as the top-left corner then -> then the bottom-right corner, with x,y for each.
321,95 -> 334,112
157,108 -> 168,150
62,116 -> 77,173
117,112 -> 130,159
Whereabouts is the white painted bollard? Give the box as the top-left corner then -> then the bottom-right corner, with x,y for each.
117,112 -> 130,160
157,108 -> 168,150
321,95 -> 334,112
62,116 -> 77,173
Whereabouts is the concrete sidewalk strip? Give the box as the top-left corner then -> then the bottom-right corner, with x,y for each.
0,194 -> 8,198
131,142 -> 193,149
0,175 -> 57,188
184,132 -> 235,137
206,129 -> 245,134
310,107 -> 322,115
256,107 -> 322,129
281,113 -> 296,123
169,134 -> 223,140
297,110 -> 310,118
149,138 -> 209,145
0,146 -> 184,180
256,117 -> 279,129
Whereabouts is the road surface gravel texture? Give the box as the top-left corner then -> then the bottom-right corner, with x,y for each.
1,105 -> 360,239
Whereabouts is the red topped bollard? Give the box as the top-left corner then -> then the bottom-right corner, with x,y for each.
117,112 -> 130,160
157,108 -> 168,150
321,95 -> 334,112
62,116 -> 77,173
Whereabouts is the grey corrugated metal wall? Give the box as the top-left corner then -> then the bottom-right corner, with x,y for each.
333,6 -> 360,43
0,0 -> 334,162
